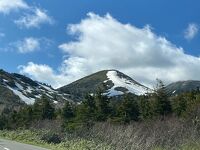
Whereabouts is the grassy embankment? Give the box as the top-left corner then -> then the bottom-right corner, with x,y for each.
1,118 -> 200,150
0,130 -> 112,150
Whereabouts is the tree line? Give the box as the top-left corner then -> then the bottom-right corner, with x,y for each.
0,80 -> 200,131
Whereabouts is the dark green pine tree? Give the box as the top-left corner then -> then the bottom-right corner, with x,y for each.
95,90 -> 111,121
172,94 -> 187,117
139,96 -> 154,120
16,106 -> 33,128
33,95 -> 55,120
154,79 -> 172,118
61,101 -> 74,120
84,94 -> 97,118
118,94 -> 140,123
41,95 -> 55,120
0,115 -> 7,130
32,99 -> 42,120
76,94 -> 97,121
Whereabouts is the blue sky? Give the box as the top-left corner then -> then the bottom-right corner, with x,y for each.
0,0 -> 200,88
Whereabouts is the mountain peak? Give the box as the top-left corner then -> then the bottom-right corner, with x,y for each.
59,69 -> 152,101
105,70 -> 151,96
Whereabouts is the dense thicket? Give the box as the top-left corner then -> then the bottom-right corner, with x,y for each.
0,81 -> 200,131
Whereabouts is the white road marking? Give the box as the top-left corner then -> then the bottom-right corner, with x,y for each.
0,145 -> 10,150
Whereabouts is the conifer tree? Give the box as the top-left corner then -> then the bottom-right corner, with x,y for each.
118,94 -> 140,122
154,79 -> 172,117
139,96 -> 154,119
76,94 -> 96,121
61,101 -> 74,120
172,94 -> 187,117
41,96 -> 55,120
33,95 -> 55,120
95,90 -> 111,121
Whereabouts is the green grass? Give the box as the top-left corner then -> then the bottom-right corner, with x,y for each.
152,143 -> 200,150
0,130 -> 113,150
180,141 -> 200,150
1,129 -> 200,150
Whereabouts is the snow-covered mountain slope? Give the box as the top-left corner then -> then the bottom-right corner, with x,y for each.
0,69 -> 153,105
0,69 -> 70,105
105,70 -> 152,96
59,70 -> 152,101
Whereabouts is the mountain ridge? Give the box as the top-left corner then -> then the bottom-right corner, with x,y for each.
166,80 -> 200,95
1,68 -> 200,105
0,69 -> 71,106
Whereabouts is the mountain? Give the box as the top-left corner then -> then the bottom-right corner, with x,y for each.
166,80 -> 200,95
3,68 -> 199,106
58,70 -> 152,101
0,69 -> 70,106
0,69 -> 152,106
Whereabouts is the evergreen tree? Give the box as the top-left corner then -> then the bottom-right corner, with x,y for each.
61,101 -> 74,120
154,79 -> 172,117
32,100 -> 42,120
172,94 -> 187,117
0,115 -> 7,130
83,94 -> 96,116
76,94 -> 96,121
33,95 -> 55,120
118,94 -> 140,123
95,90 -> 111,121
139,96 -> 154,120
41,96 -> 55,120
10,106 -> 32,128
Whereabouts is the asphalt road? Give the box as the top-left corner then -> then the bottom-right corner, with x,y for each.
0,139 -> 49,150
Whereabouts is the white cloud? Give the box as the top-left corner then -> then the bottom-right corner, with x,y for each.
0,0 -> 54,29
14,37 -> 40,53
184,23 -> 199,40
2,37 -> 53,53
18,62 -> 69,88
19,13 -> 200,88
0,0 -> 28,14
14,8 -> 54,28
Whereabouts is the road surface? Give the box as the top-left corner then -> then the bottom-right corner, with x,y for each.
0,139 -> 49,150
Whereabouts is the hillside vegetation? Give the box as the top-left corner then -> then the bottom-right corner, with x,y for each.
1,80 -> 200,149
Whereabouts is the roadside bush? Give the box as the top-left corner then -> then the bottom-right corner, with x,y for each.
40,131 -> 62,144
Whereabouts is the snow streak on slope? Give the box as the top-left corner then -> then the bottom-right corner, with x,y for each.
4,81 -> 63,104
7,86 -> 35,104
106,71 -> 151,96
0,71 -> 71,104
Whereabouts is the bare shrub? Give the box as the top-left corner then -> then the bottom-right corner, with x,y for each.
76,117 -> 200,150
30,119 -> 62,133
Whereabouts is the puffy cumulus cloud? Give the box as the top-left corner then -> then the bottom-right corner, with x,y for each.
0,1 -> 54,29
14,37 -> 40,53
184,23 -> 199,40
18,62 -> 84,88
0,0 -> 28,14
14,8 -> 54,28
3,37 -> 53,53
19,13 -> 200,88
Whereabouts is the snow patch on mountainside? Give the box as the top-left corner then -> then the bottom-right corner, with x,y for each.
5,82 -> 68,104
2,78 -> 69,104
105,71 -> 151,96
7,86 -> 35,104
15,82 -> 24,90
0,70 -> 74,104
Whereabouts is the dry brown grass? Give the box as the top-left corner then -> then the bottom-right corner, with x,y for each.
75,117 -> 200,150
